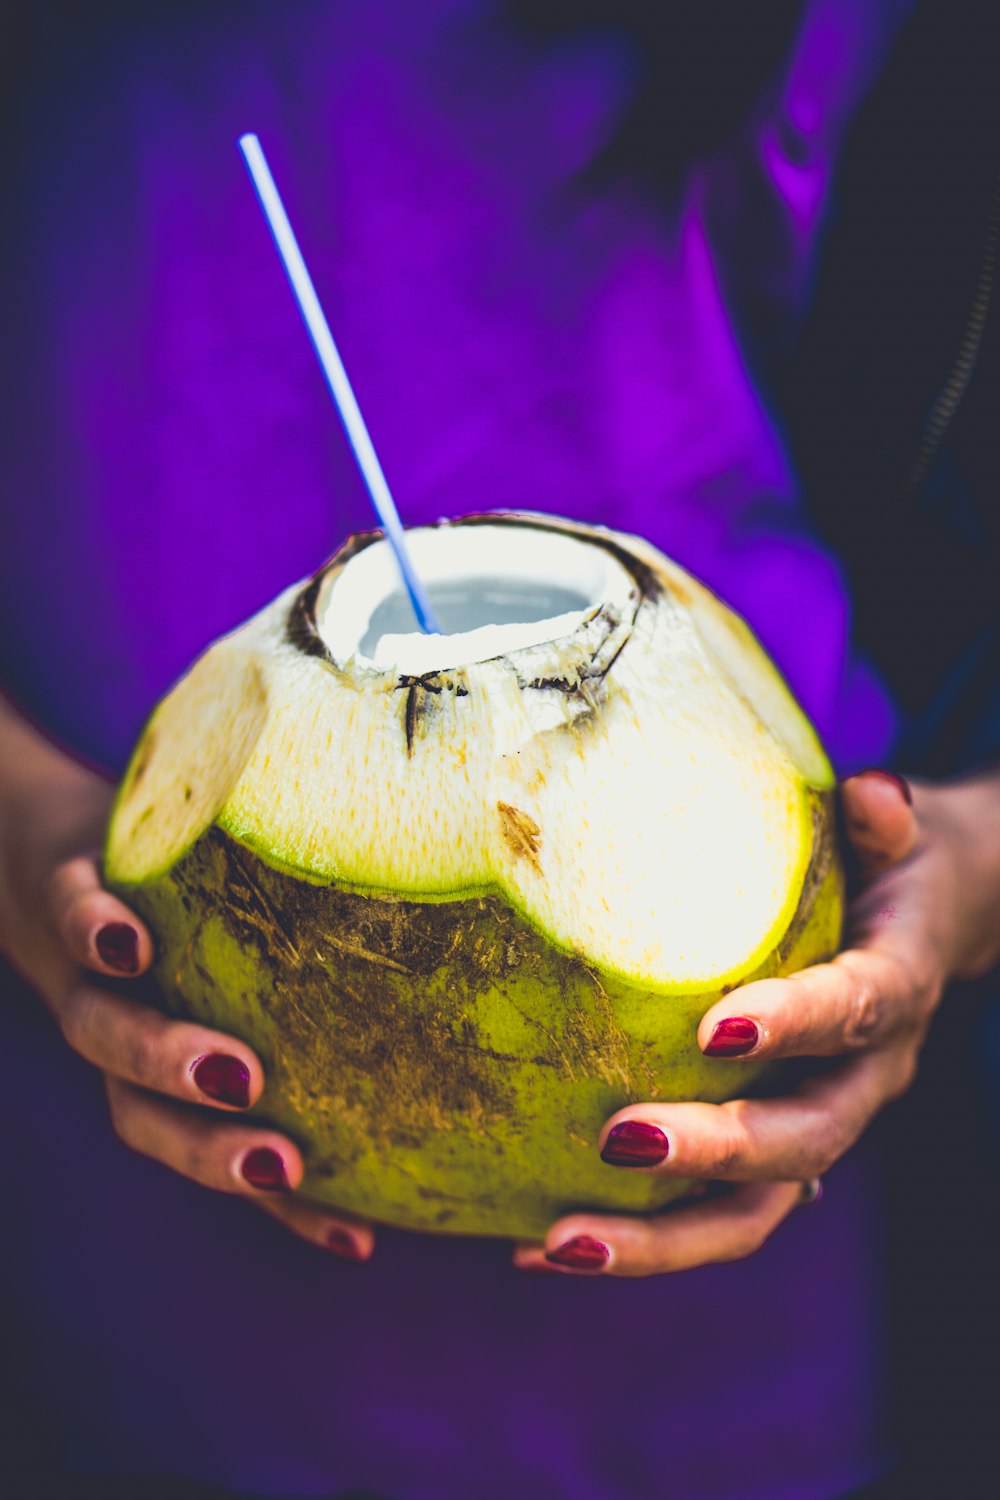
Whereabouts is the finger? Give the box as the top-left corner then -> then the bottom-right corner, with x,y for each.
698,944 -> 922,1060
253,1196 -> 375,1263
62,982 -> 264,1110
840,770 -> 918,875
105,1074 -> 303,1195
513,1181 -> 804,1277
45,853 -> 154,977
597,1045 -> 916,1182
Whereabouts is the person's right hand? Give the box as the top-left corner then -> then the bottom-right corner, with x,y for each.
0,697 -> 373,1263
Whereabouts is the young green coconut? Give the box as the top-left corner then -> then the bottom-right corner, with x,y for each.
105,513 -> 842,1239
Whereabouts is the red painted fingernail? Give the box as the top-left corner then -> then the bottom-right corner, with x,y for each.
705,1016 -> 760,1057
852,768 -> 912,805
241,1147 -> 290,1192
192,1053 -> 251,1109
546,1236 -> 610,1272
326,1228 -> 366,1262
95,922 -> 139,975
601,1120 -> 669,1167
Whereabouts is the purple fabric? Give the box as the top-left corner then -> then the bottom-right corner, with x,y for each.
0,2 -> 913,1495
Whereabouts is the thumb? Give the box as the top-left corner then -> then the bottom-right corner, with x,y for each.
839,769 -> 919,877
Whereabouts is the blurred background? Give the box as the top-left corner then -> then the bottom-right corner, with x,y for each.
2,3 -> 1000,1496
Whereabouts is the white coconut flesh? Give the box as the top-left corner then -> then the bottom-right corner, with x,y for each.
106,518 -> 834,992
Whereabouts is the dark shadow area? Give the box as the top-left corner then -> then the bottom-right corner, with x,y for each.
858,981 -> 1000,1500
3,1479 -> 387,1500
785,8 -> 1000,1492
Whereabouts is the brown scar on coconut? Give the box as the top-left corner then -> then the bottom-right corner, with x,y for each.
497,802 -> 543,873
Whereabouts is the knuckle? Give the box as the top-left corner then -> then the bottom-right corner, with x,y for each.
709,1106 -> 754,1178
123,1024 -> 163,1085
842,983 -> 882,1049
704,1145 -> 740,1178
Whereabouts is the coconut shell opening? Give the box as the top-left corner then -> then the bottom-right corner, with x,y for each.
315,521 -> 636,676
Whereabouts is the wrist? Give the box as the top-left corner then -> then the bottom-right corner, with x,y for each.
0,699 -> 112,962
933,767 -> 1000,981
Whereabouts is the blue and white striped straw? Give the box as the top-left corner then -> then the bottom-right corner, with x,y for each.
238,132 -> 441,634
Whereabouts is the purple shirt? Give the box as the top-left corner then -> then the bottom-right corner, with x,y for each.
0,3 -> 911,1495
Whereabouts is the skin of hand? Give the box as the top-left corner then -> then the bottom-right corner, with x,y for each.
513,766 -> 1000,1277
0,697 -> 373,1263
7,689 -> 1000,1279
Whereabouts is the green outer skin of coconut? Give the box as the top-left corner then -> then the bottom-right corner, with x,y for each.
112,796 -> 841,1241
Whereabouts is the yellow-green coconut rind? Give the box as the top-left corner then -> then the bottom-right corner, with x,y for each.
118,807 -> 840,1239
105,513 -> 844,1239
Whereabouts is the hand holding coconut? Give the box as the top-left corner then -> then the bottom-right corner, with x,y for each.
93,515 -> 1000,1273
0,696 -> 372,1262
5,683 -> 1000,1276
517,767 -> 1000,1276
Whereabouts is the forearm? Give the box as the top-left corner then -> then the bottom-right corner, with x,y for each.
920,765 -> 1000,982
0,694 -> 111,968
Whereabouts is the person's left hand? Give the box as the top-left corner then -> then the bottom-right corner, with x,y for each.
513,766 -> 1000,1277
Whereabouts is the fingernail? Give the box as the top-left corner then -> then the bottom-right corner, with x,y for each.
601,1120 -> 669,1167
546,1236 -> 610,1272
704,1016 -> 760,1057
799,1178 -> 824,1208
241,1147 -> 290,1192
325,1228 -> 366,1263
851,768 -> 912,805
95,922 -> 140,975
192,1053 -> 251,1109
